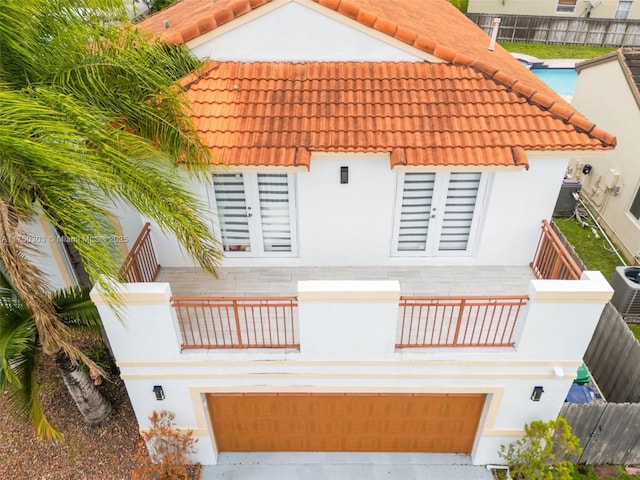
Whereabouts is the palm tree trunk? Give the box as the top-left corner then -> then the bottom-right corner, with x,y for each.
55,350 -> 112,425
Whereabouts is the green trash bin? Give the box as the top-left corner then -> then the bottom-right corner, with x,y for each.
574,363 -> 590,385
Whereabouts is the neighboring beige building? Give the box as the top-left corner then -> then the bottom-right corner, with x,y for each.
569,48 -> 640,263
467,0 -> 639,19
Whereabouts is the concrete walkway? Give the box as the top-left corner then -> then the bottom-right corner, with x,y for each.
200,453 -> 495,479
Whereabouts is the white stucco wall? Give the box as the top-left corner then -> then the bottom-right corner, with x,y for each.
571,58 -> 640,262
189,2 -> 425,62
93,271 -> 612,466
478,156 -> 569,265
151,154 -> 568,269
23,218 -> 69,291
109,200 -> 146,254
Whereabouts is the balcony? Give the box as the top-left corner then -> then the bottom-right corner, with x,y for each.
116,220 -> 580,351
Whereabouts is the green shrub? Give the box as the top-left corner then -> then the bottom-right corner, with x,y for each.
499,418 -> 582,480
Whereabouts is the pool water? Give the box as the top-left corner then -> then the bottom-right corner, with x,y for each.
531,68 -> 578,98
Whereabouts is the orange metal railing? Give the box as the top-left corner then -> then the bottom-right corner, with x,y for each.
119,222 -> 160,283
530,220 -> 582,280
396,295 -> 529,348
171,296 -> 299,349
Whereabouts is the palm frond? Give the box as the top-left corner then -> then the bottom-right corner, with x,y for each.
52,285 -> 102,336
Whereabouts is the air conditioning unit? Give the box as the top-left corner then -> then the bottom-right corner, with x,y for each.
611,266 -> 640,317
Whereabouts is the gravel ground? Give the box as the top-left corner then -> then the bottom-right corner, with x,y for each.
0,348 -> 141,480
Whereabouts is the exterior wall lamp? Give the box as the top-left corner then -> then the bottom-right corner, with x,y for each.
340,166 -> 349,184
531,386 -> 544,401
153,385 -> 165,401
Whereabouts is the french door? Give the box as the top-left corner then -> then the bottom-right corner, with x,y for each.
210,172 -> 297,256
393,172 -> 488,256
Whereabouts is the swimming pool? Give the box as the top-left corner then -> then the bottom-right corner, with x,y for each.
531,68 -> 578,98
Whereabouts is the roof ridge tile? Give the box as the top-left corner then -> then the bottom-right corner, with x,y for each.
394,26 -> 417,45
569,114 -> 596,135
510,80 -> 537,99
529,92 -> 556,109
213,6 -> 235,26
412,35 -> 436,54
337,0 -> 360,18
230,0 -> 252,16
317,0 -> 341,10
355,8 -> 377,26
373,16 -> 398,37
433,44 -> 456,63
590,127 -> 617,146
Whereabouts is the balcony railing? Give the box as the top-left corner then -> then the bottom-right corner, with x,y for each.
530,220 -> 582,280
396,295 -> 529,348
119,223 -> 160,283
172,296 -> 299,349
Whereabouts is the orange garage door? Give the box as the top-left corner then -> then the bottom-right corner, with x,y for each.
206,393 -> 485,453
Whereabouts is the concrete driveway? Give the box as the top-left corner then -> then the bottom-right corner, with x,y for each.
200,453 -> 496,479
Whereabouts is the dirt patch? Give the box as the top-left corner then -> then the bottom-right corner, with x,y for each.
0,350 -> 140,480
594,465 -> 620,478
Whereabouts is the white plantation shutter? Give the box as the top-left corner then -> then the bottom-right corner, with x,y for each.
213,174 -> 251,252
397,173 -> 435,251
258,173 -> 292,252
438,172 -> 481,251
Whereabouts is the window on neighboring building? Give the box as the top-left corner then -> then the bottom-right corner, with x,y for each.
211,172 -> 296,255
630,186 -> 640,219
556,0 -> 578,13
393,172 -> 488,255
615,1 -> 633,19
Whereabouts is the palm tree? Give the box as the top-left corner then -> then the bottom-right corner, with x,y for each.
0,265 -> 110,441
0,0 -> 222,430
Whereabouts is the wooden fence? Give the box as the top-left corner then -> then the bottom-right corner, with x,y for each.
468,13 -> 640,47
584,302 -> 640,403
546,222 -> 640,464
560,402 -> 640,464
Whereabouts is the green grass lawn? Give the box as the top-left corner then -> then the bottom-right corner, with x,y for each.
553,217 -> 622,283
500,42 -> 616,59
572,465 -> 640,479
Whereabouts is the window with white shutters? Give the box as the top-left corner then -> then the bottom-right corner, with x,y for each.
213,173 -> 252,252
397,173 -> 435,251
211,172 -> 296,256
438,173 -> 481,251
258,173 -> 292,252
393,172 -> 486,256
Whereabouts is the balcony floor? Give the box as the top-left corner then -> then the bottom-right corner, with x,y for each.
157,265 -> 535,297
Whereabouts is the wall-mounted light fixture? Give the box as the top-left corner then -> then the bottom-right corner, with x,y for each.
531,386 -> 544,402
582,164 -> 592,175
153,385 -> 165,401
340,166 -> 349,184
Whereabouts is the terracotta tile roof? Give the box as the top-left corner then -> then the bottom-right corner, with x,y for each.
623,48 -> 640,93
137,0 -> 616,150
185,61 -> 612,168
135,0 -> 271,44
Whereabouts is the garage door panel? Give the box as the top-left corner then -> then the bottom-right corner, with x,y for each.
207,393 -> 485,453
